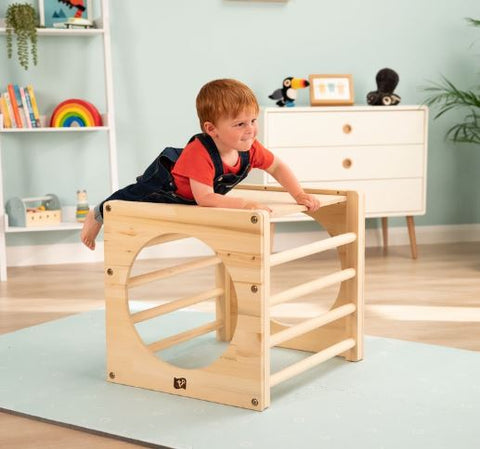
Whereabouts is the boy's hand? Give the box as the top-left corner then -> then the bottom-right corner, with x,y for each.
294,192 -> 321,212
242,201 -> 272,213
267,159 -> 321,212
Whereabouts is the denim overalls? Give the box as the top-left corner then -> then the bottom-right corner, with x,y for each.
97,133 -> 251,220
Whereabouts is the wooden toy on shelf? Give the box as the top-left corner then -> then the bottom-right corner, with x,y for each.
49,99 -> 102,128
5,194 -> 62,227
76,189 -> 89,222
104,185 -> 365,411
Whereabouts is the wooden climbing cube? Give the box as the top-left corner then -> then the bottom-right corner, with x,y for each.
104,185 -> 364,411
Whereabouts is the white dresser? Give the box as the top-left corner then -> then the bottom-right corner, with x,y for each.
251,105 -> 429,257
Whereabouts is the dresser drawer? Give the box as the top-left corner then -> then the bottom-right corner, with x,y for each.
264,110 -> 426,147
268,145 -> 425,182
302,179 -> 425,216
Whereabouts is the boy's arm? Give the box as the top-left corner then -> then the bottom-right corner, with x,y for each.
266,157 -> 321,211
190,179 -> 272,212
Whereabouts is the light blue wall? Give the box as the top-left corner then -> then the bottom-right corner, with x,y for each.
1,0 -> 479,247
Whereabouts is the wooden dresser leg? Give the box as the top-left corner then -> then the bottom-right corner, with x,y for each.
381,217 -> 388,254
406,216 -> 418,259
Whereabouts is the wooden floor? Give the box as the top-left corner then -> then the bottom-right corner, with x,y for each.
1,241 -> 479,448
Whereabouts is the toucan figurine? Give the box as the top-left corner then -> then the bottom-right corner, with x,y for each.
268,77 -> 310,107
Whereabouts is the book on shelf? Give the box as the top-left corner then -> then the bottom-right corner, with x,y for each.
0,95 -> 6,128
3,92 -> 17,128
0,94 -> 12,128
21,87 -> 37,128
26,85 -> 41,127
16,85 -> 32,128
1,84 -> 42,129
6,84 -> 22,128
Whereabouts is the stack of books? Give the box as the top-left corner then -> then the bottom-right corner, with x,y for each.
0,84 -> 41,129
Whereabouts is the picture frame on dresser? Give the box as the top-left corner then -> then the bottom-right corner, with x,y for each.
38,0 -> 93,28
309,74 -> 354,106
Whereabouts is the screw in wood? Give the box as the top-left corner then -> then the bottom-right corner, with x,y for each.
106,268 -> 113,276
105,204 -> 112,212
251,398 -> 259,406
109,372 -> 115,379
251,285 -> 258,293
250,215 -> 258,224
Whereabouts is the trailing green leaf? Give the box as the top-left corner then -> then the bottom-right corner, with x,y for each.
466,17 -> 480,27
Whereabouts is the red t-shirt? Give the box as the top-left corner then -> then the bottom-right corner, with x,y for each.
171,137 -> 275,200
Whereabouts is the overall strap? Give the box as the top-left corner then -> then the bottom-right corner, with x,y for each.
192,133 -> 250,178
237,149 -> 250,173
191,133 -> 224,179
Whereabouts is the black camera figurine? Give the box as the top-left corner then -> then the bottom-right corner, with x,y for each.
367,68 -> 401,106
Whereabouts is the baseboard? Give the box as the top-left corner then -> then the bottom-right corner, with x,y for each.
6,223 -> 480,268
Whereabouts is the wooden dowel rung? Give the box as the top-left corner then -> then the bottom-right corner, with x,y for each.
131,287 -> 224,324
144,233 -> 188,247
128,255 -> 222,288
270,233 -> 357,267
270,338 -> 356,387
269,303 -> 356,348
148,320 -> 221,353
270,268 -> 356,307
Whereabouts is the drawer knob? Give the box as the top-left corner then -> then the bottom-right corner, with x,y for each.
343,124 -> 352,134
342,158 -> 353,169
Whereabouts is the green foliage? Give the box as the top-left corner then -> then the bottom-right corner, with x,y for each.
465,18 -> 480,27
423,18 -> 480,145
5,3 -> 38,71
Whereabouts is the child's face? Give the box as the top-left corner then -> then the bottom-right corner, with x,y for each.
206,109 -> 258,153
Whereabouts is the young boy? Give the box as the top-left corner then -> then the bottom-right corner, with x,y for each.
81,79 -> 320,250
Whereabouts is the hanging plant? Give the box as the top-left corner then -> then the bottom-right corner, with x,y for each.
5,3 -> 39,70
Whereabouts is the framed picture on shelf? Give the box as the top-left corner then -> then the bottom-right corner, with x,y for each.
308,74 -> 354,106
38,0 -> 93,28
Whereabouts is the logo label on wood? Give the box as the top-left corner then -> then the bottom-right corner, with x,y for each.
174,377 -> 187,390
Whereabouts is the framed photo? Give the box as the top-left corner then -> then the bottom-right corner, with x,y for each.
308,74 -> 354,106
38,0 -> 93,28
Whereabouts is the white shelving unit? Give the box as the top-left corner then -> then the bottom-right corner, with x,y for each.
0,0 -> 118,281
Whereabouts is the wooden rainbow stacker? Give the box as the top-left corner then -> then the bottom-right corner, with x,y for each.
104,185 -> 365,411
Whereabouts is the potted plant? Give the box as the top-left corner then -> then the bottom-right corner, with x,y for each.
5,3 -> 39,70
424,18 -> 480,145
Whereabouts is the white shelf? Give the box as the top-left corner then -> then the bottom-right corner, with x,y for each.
0,27 -> 104,37
0,126 -> 109,133
6,222 -> 83,233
